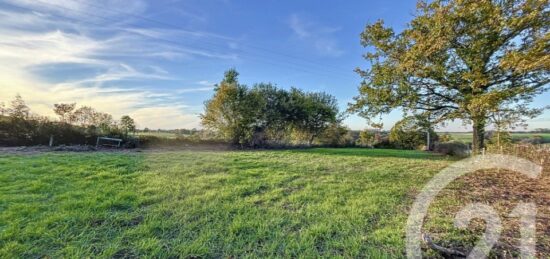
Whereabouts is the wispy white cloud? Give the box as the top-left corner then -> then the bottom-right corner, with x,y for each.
172,8 -> 208,24
288,15 -> 311,38
53,63 -> 175,89
149,65 -> 169,75
0,66 -> 203,129
197,80 -> 215,86
178,80 -> 217,93
0,29 -> 106,67
3,0 -> 148,21
287,14 -> 344,57
0,1 -> 234,129
177,87 -> 215,94
131,106 -> 201,129
123,27 -> 235,41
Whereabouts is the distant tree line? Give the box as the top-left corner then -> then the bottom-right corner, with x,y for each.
201,69 -> 349,147
140,128 -> 201,135
0,95 -> 136,146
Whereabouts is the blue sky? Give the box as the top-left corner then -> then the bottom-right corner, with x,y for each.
0,0 -> 548,130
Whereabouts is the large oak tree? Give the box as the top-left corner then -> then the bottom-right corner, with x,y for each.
349,0 -> 549,152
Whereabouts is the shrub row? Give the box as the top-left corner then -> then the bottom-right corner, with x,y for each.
0,118 -> 98,146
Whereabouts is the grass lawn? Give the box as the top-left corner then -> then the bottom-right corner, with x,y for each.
0,148 -> 454,258
1,148 -> 547,258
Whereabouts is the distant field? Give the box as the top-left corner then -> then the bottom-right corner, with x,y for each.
135,131 -> 179,139
137,131 -> 550,145
444,132 -> 550,143
1,148 -> 547,257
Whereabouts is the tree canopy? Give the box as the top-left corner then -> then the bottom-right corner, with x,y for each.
389,116 -> 438,150
201,69 -> 339,147
120,115 -> 136,136
9,94 -> 30,119
53,103 -> 76,123
349,0 -> 549,152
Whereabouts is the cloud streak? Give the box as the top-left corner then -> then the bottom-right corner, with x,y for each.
287,14 -> 344,57
0,1 -> 235,129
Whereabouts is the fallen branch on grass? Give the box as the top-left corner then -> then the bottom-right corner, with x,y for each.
422,233 -> 466,258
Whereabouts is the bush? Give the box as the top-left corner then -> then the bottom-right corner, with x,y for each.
389,116 -> 437,150
356,130 -> 381,147
438,134 -> 453,142
201,71 -> 340,147
318,124 -> 355,147
520,135 -> 544,145
0,117 -> 95,146
433,141 -> 470,156
0,96 -> 137,147
485,131 -> 512,145
373,135 -> 395,149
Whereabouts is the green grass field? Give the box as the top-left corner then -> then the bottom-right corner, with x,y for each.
3,148 -> 548,257
0,149 -> 455,258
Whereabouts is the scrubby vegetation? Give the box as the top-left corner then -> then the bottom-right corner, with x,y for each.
2,92 -> 547,156
201,69 -> 342,147
389,116 -> 438,150
433,141 -> 470,157
0,95 -> 136,147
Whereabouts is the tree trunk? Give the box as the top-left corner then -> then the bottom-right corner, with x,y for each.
308,134 -> 316,146
497,130 -> 501,148
426,130 -> 431,151
472,118 -> 486,154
